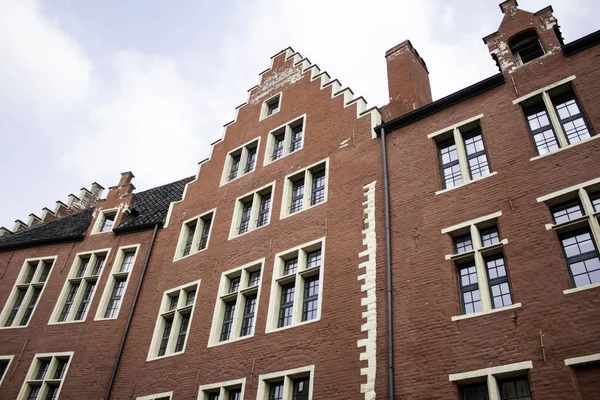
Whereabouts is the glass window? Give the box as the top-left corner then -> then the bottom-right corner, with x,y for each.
104,278 -> 126,318
228,154 -> 241,181
499,377 -> 532,400
272,134 -> 285,161
268,382 -> 284,400
551,201 -> 584,224
278,284 -> 295,328
238,201 -> 252,234
439,140 -> 462,189
257,193 -> 271,227
267,96 -> 280,116
290,124 -> 303,153
290,180 -> 304,213
454,234 -> 473,254
463,130 -> 490,180
120,252 -> 135,273
100,213 -> 115,232
229,277 -> 240,293
461,383 -> 489,400
510,30 -> 544,66
524,105 -> 559,155
480,227 -> 500,247
302,277 -> 319,322
284,258 -> 298,275
552,92 -> 592,144
220,302 -> 236,341
182,221 -> 196,257
248,270 -> 261,287
199,216 -> 212,251
240,295 -> 257,337
486,256 -> 513,309
244,146 -> 257,174
560,230 -> 600,287
293,377 -> 310,400
458,263 -> 481,314
310,170 -> 326,206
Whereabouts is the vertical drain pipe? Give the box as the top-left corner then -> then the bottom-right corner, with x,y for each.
105,224 -> 159,400
380,126 -> 395,400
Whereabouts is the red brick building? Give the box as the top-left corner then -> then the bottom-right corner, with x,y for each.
0,1 -> 598,399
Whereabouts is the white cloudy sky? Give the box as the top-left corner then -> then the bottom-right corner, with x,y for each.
0,0 -> 597,228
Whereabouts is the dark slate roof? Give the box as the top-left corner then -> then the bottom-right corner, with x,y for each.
114,176 -> 194,233
0,209 -> 93,251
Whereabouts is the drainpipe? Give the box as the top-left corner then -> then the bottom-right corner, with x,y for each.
380,127 -> 395,400
105,224 -> 159,400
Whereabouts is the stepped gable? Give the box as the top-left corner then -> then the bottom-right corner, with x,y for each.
0,208 -> 93,251
114,176 -> 195,233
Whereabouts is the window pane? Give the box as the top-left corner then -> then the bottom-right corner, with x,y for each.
199,217 -> 212,251
290,180 -> 305,213
284,258 -> 298,275
290,124 -> 303,152
120,252 -> 135,273
307,250 -> 321,269
532,129 -> 559,154
183,222 -> 197,256
278,284 -> 295,328
220,301 -> 236,341
500,378 -> 531,400
158,318 -> 173,356
240,294 -> 257,337
248,270 -> 261,287
257,193 -> 271,227
462,383 -> 489,400
272,134 -> 285,161
480,227 -> 500,247
293,377 -> 310,400
454,234 -> 473,254
302,277 -> 319,322
310,170 -> 326,206
443,164 -> 463,188
269,382 -> 284,400
174,313 -> 190,352
244,146 -> 257,173
551,202 -> 584,224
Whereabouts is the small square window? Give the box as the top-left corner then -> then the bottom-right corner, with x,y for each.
454,234 -> 473,254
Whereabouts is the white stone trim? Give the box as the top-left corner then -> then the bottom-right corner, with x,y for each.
197,378 -> 245,400
564,353 -> 600,366
536,177 -> 600,203
17,351 -> 74,400
220,136 -> 261,186
94,244 -> 141,321
357,181 -> 377,400
263,114 -> 307,167
0,256 -> 58,329
256,365 -> 314,400
451,303 -> 521,321
259,92 -> 282,121
265,237 -> 325,334
435,172 -> 498,196
173,208 -> 216,262
0,355 -> 14,386
449,360 -> 533,382
441,211 -> 503,234
280,158 -> 329,220
427,114 -> 484,139
136,392 -> 173,400
512,75 -> 576,104
563,281 -> 600,295
91,207 -> 120,235
229,181 -> 276,240
530,134 -> 600,161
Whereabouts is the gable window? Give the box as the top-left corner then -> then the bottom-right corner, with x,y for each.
230,183 -> 274,239
208,260 -> 263,346
198,378 -> 245,400
0,257 -> 56,328
93,209 -> 118,234
17,352 -> 73,400
429,116 -> 492,192
260,93 -> 281,121
256,366 -> 314,400
51,250 -> 108,324
222,139 -> 260,184
514,77 -> 595,158
264,115 -> 306,165
266,238 -> 325,332
442,212 -> 520,320
509,30 -> 544,66
281,159 -> 328,219
538,178 -> 600,292
95,245 -> 140,320
148,281 -> 198,360
175,210 -> 215,260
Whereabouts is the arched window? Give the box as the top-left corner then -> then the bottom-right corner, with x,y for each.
509,30 -> 544,66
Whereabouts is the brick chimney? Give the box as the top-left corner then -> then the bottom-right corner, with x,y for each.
383,40 -> 432,120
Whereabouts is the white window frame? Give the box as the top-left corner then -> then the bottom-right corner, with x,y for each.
91,208 -> 119,234
0,355 -> 14,386
197,378 -> 245,400
537,177 -> 600,294
449,360 -> 532,400
280,158 -> 329,220
208,259 -> 264,347
49,249 -> 111,325
173,209 -> 216,262
147,280 -> 200,361
220,137 -> 261,186
256,365 -> 314,400
94,244 -> 141,320
442,212 -> 522,321
17,351 -> 74,400
136,391 -> 173,400
513,76 -> 598,160
0,256 -> 57,329
229,182 -> 276,240
260,92 -> 282,121
265,238 -> 325,333
263,114 -> 307,166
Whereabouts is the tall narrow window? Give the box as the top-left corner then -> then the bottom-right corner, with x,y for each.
0,257 -> 55,328
265,115 -> 306,165
18,353 -> 72,400
257,193 -> 271,227
209,260 -> 263,346
439,140 -> 462,189
244,146 -> 257,174
176,211 -> 215,260
310,170 -> 326,206
552,92 -> 592,144
228,153 -> 241,181
509,30 -> 544,66
292,378 -> 310,400
222,138 -> 260,184
524,104 -> 559,155
560,230 -> 600,288
458,263 -> 481,314
301,277 -> 319,322
272,133 -> 285,161
238,201 -> 252,234
149,282 -> 198,360
269,382 -> 284,400
278,284 -> 295,328
463,129 -> 490,179
96,246 -> 139,320
230,183 -> 274,239
199,215 -> 212,251
290,180 -> 304,214
290,124 -> 303,153
0,356 -> 12,387
52,250 -> 107,323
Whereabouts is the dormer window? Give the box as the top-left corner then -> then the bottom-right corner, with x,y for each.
92,209 -> 118,234
510,30 -> 544,66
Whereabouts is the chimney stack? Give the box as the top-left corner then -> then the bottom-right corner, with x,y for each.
384,40 -> 432,119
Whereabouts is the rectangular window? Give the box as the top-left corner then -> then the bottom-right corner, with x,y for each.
560,230 -> 600,288
0,257 -> 56,328
516,81 -> 594,157
432,118 -> 491,190
93,209 -> 118,234
51,250 -> 108,324
261,93 -> 281,120
198,378 -> 245,400
222,139 -> 260,184
267,238 -> 324,332
148,281 -> 198,360
264,115 -> 306,165
175,210 -> 215,260
256,366 -> 314,400
17,352 -> 72,400
281,159 -> 328,219
95,245 -> 140,320
230,183 -> 275,239
0,355 -> 14,387
452,362 -> 532,400
209,260 -> 263,346
498,377 -> 532,400
461,383 -> 489,400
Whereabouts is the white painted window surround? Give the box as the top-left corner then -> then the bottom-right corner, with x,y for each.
449,360 -> 533,400
173,209 -> 216,262
564,353 -> 600,366
91,208 -> 119,234
256,365 -> 314,400
229,182 -> 275,240
280,158 -> 329,220
259,92 -> 282,121
220,137 -> 261,186
263,114 -> 307,167
136,391 -> 173,400
0,355 -> 14,386
197,378 -> 245,400
17,351 -> 74,400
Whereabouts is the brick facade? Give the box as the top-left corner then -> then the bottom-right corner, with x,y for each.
0,1 -> 599,399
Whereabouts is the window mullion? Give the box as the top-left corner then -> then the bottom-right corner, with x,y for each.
453,128 -> 470,183
191,218 -> 203,253
303,171 -> 312,211
542,91 -> 569,147
283,375 -> 293,400
168,311 -> 182,355
579,188 -> 600,249
292,276 -> 303,325
69,280 -> 87,321
230,292 -> 243,340
283,125 -> 293,157
470,225 -> 492,312
487,374 -> 501,400
13,286 -> 33,325
249,193 -> 261,231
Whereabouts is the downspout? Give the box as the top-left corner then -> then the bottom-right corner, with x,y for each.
380,127 -> 395,400
104,224 -> 159,400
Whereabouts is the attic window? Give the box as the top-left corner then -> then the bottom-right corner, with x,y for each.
510,31 -> 544,66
